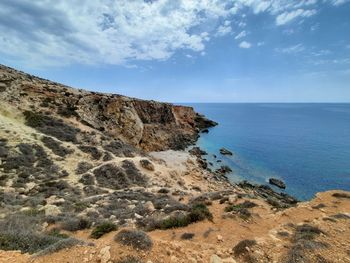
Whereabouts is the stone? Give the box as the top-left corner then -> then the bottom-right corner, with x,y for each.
42,205 -> 61,216
217,235 -> 224,242
46,195 -> 65,205
99,246 -> 111,263
210,255 -> 223,263
269,178 -> 286,189
140,159 -> 155,171
170,255 -> 178,262
228,194 -> 238,204
220,148 -> 233,155
144,201 -> 155,212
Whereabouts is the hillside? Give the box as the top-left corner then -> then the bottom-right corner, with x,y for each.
0,65 -> 349,263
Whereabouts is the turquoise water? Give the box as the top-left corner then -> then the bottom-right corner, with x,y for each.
187,103 -> 350,200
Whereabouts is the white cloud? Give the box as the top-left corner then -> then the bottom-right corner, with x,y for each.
235,30 -> 247,40
276,9 -> 317,25
330,0 -> 350,6
216,25 -> 232,37
239,41 -> 252,49
276,44 -> 305,53
0,0 -> 348,67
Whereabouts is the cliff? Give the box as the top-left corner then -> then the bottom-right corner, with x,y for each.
0,64 -> 216,152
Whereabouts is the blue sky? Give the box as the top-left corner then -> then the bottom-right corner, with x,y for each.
0,0 -> 350,102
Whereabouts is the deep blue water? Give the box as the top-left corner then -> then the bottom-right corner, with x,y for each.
186,103 -> 350,200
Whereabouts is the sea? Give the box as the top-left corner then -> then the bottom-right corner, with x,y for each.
186,103 -> 350,200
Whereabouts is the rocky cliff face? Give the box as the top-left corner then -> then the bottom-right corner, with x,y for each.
0,64 -> 216,152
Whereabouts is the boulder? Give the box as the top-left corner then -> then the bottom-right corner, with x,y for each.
210,255 -> 222,263
220,148 -> 233,155
42,205 -> 61,216
189,147 -> 207,157
269,178 -> 286,189
140,159 -> 155,171
99,246 -> 111,263
144,201 -> 155,212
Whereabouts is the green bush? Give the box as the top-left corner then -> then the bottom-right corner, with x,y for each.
188,203 -> 213,222
160,215 -> 190,229
23,111 -> 44,127
225,201 -> 257,212
233,239 -> 257,257
90,222 -> 117,239
114,230 -> 153,251
61,217 -> 91,232
224,201 -> 257,220
159,203 -> 213,230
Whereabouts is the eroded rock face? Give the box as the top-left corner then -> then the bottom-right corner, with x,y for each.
0,64 -> 216,152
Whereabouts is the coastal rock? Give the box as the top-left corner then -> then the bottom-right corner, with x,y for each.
195,114 -> 218,130
220,148 -> 233,155
215,165 -> 232,175
140,159 -> 155,171
238,181 -> 298,209
189,147 -> 207,157
269,178 -> 286,189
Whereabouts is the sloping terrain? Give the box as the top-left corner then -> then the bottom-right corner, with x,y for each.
0,65 -> 349,263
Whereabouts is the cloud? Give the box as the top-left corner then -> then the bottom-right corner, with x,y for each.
235,30 -> 247,40
276,9 -> 317,25
330,0 -> 350,6
239,41 -> 252,49
276,44 -> 305,53
216,24 -> 232,37
0,0 -> 348,67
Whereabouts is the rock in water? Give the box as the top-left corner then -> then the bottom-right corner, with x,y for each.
220,148 -> 233,155
269,178 -> 286,189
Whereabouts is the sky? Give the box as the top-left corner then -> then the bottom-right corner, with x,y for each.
0,0 -> 350,103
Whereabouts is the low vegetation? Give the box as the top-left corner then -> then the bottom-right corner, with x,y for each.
60,217 -> 91,232
285,224 -> 328,263
332,192 -> 350,199
224,201 -> 257,220
181,233 -> 195,240
0,213 -> 81,254
114,229 -> 153,251
90,221 -> 117,239
23,110 -> 79,143
233,239 -> 257,257
114,256 -> 144,263
159,203 -> 213,230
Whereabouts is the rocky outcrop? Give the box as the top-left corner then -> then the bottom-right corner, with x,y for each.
269,178 -> 286,189
0,64 -> 215,152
